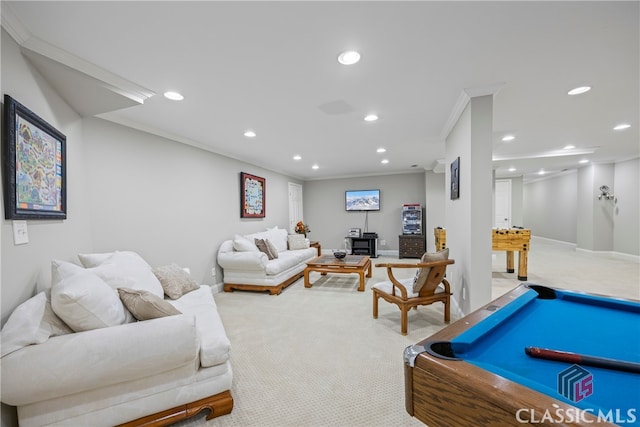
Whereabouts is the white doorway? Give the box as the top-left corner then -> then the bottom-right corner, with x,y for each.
495,179 -> 512,228
288,182 -> 303,233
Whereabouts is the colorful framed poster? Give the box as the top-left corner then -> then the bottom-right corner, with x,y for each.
2,95 -> 67,219
240,172 -> 265,218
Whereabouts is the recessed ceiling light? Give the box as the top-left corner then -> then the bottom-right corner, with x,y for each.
364,114 -> 378,122
376,148 -> 386,153
564,145 -> 576,150
502,135 -> 515,142
613,123 -> 631,131
312,164 -> 319,170
579,159 -> 589,164
568,86 -> 591,95
381,159 -> 389,164
293,155 -> 302,161
243,130 -> 256,138
508,167 -> 517,172
538,170 -> 546,175
337,50 -> 360,65
164,91 -> 184,101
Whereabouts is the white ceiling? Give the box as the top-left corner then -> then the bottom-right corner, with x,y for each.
3,1 -> 638,182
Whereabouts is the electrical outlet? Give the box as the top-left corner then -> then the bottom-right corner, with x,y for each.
211,268 -> 216,277
380,239 -> 386,246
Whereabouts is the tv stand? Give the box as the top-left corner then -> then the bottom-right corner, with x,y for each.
348,236 -> 378,258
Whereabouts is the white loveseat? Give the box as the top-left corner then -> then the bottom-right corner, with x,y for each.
217,227 -> 318,295
0,251 -> 233,427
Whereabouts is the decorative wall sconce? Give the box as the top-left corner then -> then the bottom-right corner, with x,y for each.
598,185 -> 614,200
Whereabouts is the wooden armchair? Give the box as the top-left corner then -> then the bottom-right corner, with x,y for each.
372,255 -> 454,335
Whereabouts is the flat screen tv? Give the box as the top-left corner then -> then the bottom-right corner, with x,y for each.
345,189 -> 380,211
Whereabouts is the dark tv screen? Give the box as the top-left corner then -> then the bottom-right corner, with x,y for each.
345,189 -> 380,211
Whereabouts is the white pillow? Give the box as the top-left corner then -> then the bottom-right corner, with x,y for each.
288,234 -> 309,250
77,251 -> 114,268
233,234 -> 259,252
50,260 -> 129,332
264,228 -> 288,252
1,292 -> 49,357
79,251 -> 164,299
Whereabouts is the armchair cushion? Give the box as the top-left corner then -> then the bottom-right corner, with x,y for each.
412,248 -> 449,293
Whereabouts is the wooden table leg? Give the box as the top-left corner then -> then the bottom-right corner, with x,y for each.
518,250 -> 528,281
304,268 -> 312,288
358,271 -> 365,292
506,251 -> 515,273
366,259 -> 372,277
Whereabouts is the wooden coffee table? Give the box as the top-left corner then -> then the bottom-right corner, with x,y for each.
304,255 -> 372,292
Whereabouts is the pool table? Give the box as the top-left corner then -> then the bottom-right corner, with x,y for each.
404,284 -> 640,426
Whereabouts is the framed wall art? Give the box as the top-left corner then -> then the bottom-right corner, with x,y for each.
240,172 -> 265,218
2,94 -> 67,220
450,156 -> 460,200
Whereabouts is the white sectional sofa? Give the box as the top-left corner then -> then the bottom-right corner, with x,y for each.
217,227 -> 318,295
0,251 -> 233,427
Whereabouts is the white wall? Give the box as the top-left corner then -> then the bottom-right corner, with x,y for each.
524,171 -> 578,244
445,96 -> 494,314
82,117 -> 301,285
1,29 -> 93,323
613,158 -> 640,256
303,173 -> 426,253
425,171 -> 446,251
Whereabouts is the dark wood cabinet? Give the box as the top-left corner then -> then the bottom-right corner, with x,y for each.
399,235 -> 425,258
349,237 -> 378,258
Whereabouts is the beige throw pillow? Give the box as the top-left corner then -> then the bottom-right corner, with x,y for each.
412,248 -> 449,293
265,239 -> 279,259
287,234 -> 309,250
152,264 -> 200,299
117,288 -> 181,321
254,238 -> 275,260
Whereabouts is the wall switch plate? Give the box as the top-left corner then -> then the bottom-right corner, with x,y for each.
12,220 -> 29,245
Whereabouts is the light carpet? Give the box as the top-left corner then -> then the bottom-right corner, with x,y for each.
178,239 -> 639,426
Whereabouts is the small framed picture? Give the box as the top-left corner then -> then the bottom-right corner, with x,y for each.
2,95 -> 67,219
240,172 -> 265,218
450,156 -> 460,200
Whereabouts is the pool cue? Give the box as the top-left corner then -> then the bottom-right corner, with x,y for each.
525,346 -> 640,374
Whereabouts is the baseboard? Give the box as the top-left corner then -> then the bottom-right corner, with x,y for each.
531,235 -> 577,249
210,282 -> 224,294
450,296 -> 464,320
575,248 -> 640,263
377,249 -> 399,257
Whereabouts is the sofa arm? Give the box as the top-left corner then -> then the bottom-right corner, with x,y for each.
0,314 -> 198,406
217,250 -> 269,271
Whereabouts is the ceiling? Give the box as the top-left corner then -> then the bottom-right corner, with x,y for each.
2,1 -> 638,182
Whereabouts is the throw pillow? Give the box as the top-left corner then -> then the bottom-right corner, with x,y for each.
152,263 -> 200,299
51,260 -> 129,332
287,234 -> 309,250
79,251 -> 165,299
254,238 -> 275,260
117,288 -> 181,321
233,234 -> 259,252
265,238 -> 279,259
0,292 -> 50,357
412,248 -> 450,293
